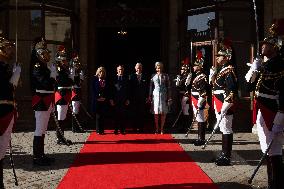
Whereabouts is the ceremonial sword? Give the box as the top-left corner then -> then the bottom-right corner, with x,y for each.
248,139 -> 273,184
202,115 -> 223,149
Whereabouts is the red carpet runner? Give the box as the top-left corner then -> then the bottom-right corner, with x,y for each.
57,131 -> 218,189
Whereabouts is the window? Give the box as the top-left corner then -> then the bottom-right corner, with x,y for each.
187,12 -> 215,42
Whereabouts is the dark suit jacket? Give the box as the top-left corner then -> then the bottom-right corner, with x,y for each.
129,73 -> 148,106
109,75 -> 129,106
91,76 -> 108,113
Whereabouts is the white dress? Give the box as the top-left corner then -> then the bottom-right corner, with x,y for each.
149,73 -> 171,114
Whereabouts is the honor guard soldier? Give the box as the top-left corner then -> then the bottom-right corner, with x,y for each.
69,52 -> 85,133
209,39 -> 238,166
175,58 -> 192,132
54,45 -> 73,145
30,37 -> 56,166
191,50 -> 209,146
245,24 -> 284,189
0,34 -> 21,188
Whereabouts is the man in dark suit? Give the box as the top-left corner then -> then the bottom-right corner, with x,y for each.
109,65 -> 130,134
129,63 -> 148,133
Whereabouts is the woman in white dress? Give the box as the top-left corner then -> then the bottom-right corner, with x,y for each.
149,62 -> 172,134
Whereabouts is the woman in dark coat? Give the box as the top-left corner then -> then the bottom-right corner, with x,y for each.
91,66 -> 107,134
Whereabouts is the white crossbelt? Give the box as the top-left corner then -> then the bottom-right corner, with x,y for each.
72,86 -> 81,89
58,87 -> 72,90
191,92 -> 199,96
255,92 -> 279,100
213,90 -> 225,95
36,89 -> 54,94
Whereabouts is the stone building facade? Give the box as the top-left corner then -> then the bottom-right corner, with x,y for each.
0,0 -> 283,131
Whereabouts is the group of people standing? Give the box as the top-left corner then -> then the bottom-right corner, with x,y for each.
0,22 -> 284,189
175,40 -> 237,167
91,62 -> 172,135
30,37 -> 86,167
175,23 -> 284,189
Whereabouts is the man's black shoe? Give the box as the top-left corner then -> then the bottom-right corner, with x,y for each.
57,139 -> 73,146
193,139 -> 205,146
215,156 -> 231,166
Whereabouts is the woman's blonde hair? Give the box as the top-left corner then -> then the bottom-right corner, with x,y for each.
155,61 -> 163,70
95,66 -> 106,78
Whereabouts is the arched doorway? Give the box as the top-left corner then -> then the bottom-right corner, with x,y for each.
96,27 -> 161,78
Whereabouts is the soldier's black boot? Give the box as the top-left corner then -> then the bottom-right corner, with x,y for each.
270,155 -> 284,189
215,134 -> 233,166
56,120 -> 72,145
266,155 -> 273,189
33,136 -> 50,166
0,158 -> 4,189
40,134 -> 55,163
194,122 -> 206,146
71,115 -> 85,133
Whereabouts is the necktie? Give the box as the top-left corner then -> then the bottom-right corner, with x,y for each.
99,79 -> 105,87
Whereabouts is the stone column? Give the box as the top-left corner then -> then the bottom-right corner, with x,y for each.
167,0 -> 180,76
79,0 -> 89,107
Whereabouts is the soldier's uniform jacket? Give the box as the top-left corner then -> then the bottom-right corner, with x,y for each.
31,60 -> 56,111
55,63 -> 73,105
253,55 -> 284,130
71,73 -> 82,101
212,63 -> 238,114
0,61 -> 16,135
191,71 -> 208,110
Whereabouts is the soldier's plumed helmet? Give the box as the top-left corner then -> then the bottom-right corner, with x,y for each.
70,51 -> 82,70
55,45 -> 67,61
181,64 -> 189,72
193,50 -> 204,68
216,38 -> 232,59
0,32 -> 15,59
34,37 -> 50,63
260,24 -> 282,50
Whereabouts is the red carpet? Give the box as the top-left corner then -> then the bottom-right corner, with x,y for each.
57,131 -> 218,189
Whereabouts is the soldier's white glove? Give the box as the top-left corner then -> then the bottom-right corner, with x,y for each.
220,101 -> 233,117
49,64 -> 58,79
79,70 -> 84,81
251,57 -> 262,71
185,73 -> 192,86
69,67 -> 75,80
245,57 -> 262,83
209,67 -> 217,83
9,63 -> 21,87
197,97 -> 206,109
175,75 -> 181,86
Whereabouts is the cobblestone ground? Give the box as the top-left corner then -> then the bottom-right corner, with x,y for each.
3,130 -> 90,189
173,132 -> 269,189
3,129 -> 279,189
